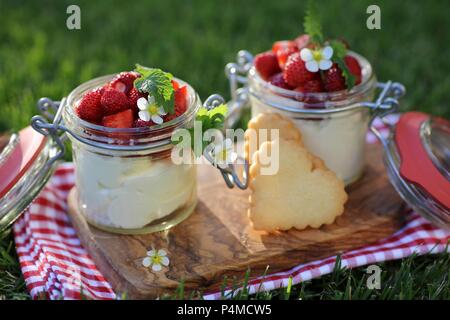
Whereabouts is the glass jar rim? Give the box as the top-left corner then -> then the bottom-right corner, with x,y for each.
248,50 -> 377,107
65,74 -> 200,136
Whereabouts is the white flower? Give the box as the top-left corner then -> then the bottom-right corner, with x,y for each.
212,138 -> 237,169
300,46 -> 334,73
137,96 -> 167,124
142,248 -> 170,272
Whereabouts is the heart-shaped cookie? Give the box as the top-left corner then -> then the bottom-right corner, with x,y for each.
248,137 -> 348,232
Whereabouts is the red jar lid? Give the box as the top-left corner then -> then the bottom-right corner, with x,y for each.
395,112 -> 450,210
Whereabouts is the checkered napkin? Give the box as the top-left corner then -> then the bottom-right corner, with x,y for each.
13,116 -> 450,300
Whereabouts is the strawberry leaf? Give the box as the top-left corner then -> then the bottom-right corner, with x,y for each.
334,57 -> 356,90
134,64 -> 175,114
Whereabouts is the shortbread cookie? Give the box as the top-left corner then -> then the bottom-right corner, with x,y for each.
249,138 -> 348,232
245,112 -> 303,162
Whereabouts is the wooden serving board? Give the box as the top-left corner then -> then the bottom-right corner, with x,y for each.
67,143 -> 406,299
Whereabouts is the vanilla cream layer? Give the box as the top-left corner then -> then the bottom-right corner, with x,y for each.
74,149 -> 196,229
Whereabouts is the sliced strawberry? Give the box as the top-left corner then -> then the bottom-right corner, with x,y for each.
344,55 -> 362,85
294,34 -> 310,50
283,52 -> 316,87
174,86 -> 188,116
102,109 -> 133,128
276,46 -> 298,70
76,88 -> 104,122
254,51 -> 281,80
101,89 -> 129,115
272,40 -> 297,54
268,73 -> 292,90
171,79 -> 181,90
109,71 -> 140,93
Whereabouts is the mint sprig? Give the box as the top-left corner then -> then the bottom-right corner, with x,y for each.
329,40 -> 356,90
304,0 -> 323,44
173,104 -> 228,157
134,64 -> 175,114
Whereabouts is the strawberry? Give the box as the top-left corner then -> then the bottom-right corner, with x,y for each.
269,73 -> 292,90
174,85 -> 188,116
133,119 -> 154,128
171,79 -> 181,90
109,71 -> 140,93
272,40 -> 297,54
128,87 -> 147,114
102,109 -> 133,128
294,34 -> 310,49
323,64 -> 347,92
101,89 -> 129,115
344,55 -> 362,85
254,51 -> 281,80
76,88 -> 104,122
283,52 -> 316,87
276,46 -> 298,70
295,78 -> 324,94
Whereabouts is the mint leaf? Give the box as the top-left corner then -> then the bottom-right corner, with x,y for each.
172,104 -> 228,157
334,57 -> 356,90
304,0 -> 323,44
134,64 -> 175,114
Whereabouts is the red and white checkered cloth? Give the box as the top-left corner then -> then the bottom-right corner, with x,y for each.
13,115 -> 450,300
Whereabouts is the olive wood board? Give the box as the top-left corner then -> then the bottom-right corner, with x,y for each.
67,143 -> 406,299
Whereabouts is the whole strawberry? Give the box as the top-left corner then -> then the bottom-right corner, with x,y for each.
276,46 -> 298,70
133,119 -> 154,127
323,64 -> 347,92
295,78 -> 324,94
283,52 -> 316,87
76,88 -> 104,122
128,87 -> 147,114
101,89 -> 130,115
344,55 -> 362,85
109,71 -> 140,93
269,73 -> 292,90
254,51 -> 281,80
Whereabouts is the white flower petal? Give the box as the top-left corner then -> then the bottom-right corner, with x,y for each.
152,263 -> 162,272
147,96 -> 155,104
142,257 -> 152,268
321,46 -> 333,60
160,256 -> 170,266
139,111 -> 150,122
137,97 -> 148,111
158,107 -> 167,116
147,250 -> 155,256
157,249 -> 167,256
319,59 -> 333,70
305,60 -> 319,72
151,115 -> 164,124
300,48 -> 313,62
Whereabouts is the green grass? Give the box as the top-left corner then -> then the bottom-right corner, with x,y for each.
0,0 -> 449,300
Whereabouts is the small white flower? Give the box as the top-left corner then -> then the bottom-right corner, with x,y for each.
212,138 -> 237,169
142,248 -> 170,272
137,96 -> 167,125
300,46 -> 334,73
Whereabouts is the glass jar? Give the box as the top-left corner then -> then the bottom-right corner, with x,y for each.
63,75 -> 200,234
226,51 -> 405,185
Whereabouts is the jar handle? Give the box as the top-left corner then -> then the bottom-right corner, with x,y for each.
31,97 -> 67,165
367,81 -> 406,148
203,94 -> 249,190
